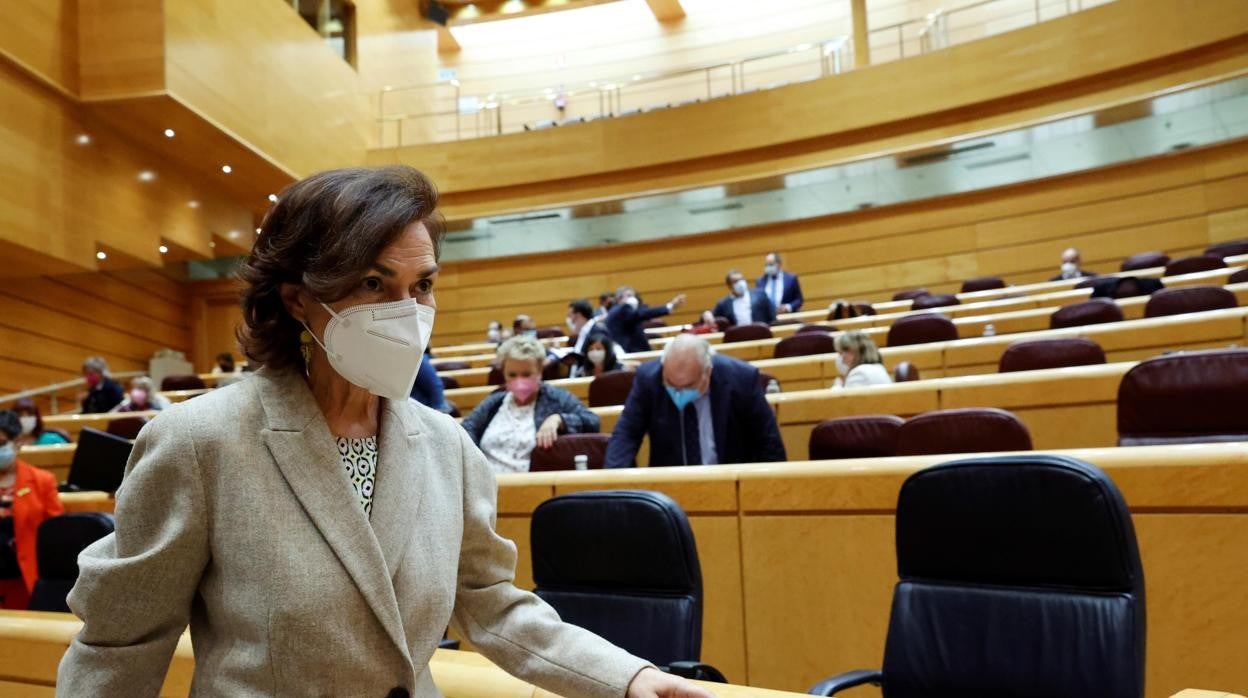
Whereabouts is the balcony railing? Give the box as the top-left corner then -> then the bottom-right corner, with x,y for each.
373,0 -> 1110,146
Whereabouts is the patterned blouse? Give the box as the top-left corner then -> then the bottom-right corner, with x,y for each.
336,436 -> 378,517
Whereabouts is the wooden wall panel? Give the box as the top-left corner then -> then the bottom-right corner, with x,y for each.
162,0 -> 370,178
0,55 -> 249,275
0,272 -> 192,409
422,139 -> 1248,348
0,0 -> 77,95
374,0 -> 1248,200
77,0 -> 165,100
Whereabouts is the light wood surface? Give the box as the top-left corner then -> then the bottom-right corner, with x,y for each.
0,0 -> 79,95
372,0 -> 1248,211
0,611 -> 810,697
484,443 -> 1248,695
31,443 -> 1248,695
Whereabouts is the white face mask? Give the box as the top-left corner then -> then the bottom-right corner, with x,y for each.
305,299 -> 435,401
623,296 -> 639,309
19,416 -> 37,435
835,353 -> 850,376
486,328 -> 500,342
587,349 -> 606,365
566,317 -> 578,332
0,443 -> 14,471
764,264 -> 778,277
732,279 -> 749,297
1061,261 -> 1078,276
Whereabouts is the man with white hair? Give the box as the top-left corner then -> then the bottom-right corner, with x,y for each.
604,334 -> 785,468
1050,247 -> 1095,281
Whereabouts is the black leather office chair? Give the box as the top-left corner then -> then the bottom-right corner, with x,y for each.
531,490 -> 726,682
28,513 -> 116,612
810,454 -> 1146,697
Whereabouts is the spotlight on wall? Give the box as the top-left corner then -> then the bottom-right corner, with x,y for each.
74,134 -> 92,146
164,128 -> 176,138
188,200 -> 201,209
159,245 -> 169,254
221,165 -> 233,174
96,251 -> 107,261
137,170 -> 157,182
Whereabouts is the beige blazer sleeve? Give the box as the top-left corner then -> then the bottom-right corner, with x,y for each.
450,427 -> 652,698
56,409 -> 210,696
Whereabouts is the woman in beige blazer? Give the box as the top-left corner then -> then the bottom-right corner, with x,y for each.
57,166 -> 713,698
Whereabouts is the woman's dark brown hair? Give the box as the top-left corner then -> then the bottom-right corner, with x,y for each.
238,166 -> 445,371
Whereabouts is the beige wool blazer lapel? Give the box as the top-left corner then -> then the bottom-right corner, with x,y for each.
258,370 -> 416,668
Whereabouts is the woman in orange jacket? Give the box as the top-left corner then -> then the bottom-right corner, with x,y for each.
0,409 -> 65,609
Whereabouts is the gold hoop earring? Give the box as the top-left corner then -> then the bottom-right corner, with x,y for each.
299,329 -> 314,372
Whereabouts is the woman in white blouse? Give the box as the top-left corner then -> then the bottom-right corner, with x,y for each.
834,330 -> 894,388
460,336 -> 601,474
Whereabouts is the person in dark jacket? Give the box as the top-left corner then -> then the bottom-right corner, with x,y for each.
712,269 -> 776,327
410,347 -> 451,413
460,336 -> 599,474
604,285 -> 686,355
79,357 -> 124,414
756,251 -> 804,313
605,334 -> 786,468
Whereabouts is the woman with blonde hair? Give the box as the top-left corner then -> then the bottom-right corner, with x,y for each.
834,330 -> 893,388
460,335 -> 600,474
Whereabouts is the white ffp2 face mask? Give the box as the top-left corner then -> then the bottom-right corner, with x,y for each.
305,299 -> 435,401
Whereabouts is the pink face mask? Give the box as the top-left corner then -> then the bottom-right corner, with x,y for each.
506,377 -> 539,403
130,389 -> 149,405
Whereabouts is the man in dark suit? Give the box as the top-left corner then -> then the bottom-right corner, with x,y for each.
713,270 -> 776,327
756,251 -> 804,314
604,334 -> 786,468
604,285 -> 686,354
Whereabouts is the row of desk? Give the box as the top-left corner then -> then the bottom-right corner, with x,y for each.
432,274 -> 1247,379
40,442 -> 1248,697
21,305 -> 1248,476
440,304 -> 1248,412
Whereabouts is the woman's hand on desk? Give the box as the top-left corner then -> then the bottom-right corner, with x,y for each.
627,667 -> 716,698
535,415 -> 562,449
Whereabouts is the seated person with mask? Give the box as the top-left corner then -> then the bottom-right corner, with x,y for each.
712,269 -> 776,327
460,336 -> 600,474
605,334 -> 786,468
577,330 -> 626,379
512,314 -> 538,339
833,330 -> 893,388
1050,247 -> 1096,281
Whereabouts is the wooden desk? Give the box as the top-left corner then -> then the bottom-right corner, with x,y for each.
29,445 -> 1248,695
0,611 -> 808,698
484,443 -> 1248,695
41,411 -> 159,440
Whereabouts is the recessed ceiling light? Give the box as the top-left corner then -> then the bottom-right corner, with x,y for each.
158,245 -> 169,254
221,165 -> 232,174
268,194 -> 278,203
188,200 -> 200,209
208,241 -> 216,248
75,134 -> 92,146
228,230 -> 240,239
96,251 -> 107,260
164,128 -> 176,138
137,170 -> 157,182
255,227 -> 262,235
